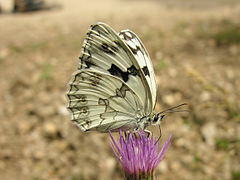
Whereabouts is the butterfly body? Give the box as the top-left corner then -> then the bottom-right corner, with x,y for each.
67,22 -> 162,132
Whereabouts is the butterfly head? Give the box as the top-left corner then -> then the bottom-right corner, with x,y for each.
150,113 -> 165,125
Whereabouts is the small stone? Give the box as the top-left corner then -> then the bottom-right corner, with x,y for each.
201,122 -> 217,148
162,93 -> 182,106
170,161 -> 181,171
168,68 -> 177,77
38,105 -> 56,117
175,137 -> 192,149
0,48 -> 9,58
229,45 -> 238,55
158,161 -> 168,172
33,150 -> 45,160
163,95 -> 175,105
98,157 -> 116,179
100,157 -> 116,171
0,0 -> 14,13
226,69 -> 235,79
155,51 -> 163,61
43,122 -> 58,138
200,91 -> 211,101
58,105 -> 69,116
18,122 -> 32,134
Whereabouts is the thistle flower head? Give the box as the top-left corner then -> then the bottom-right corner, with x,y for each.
110,130 -> 171,180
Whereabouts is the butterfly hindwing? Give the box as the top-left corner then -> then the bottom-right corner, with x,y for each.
67,70 -> 142,132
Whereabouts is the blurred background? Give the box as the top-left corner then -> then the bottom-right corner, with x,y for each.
0,0 -> 239,179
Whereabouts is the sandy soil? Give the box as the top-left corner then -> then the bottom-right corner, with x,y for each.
0,0 -> 240,179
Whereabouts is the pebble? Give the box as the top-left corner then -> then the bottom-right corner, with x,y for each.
168,68 -> 177,77
158,161 -> 168,172
200,91 -> 211,101
162,93 -> 182,106
38,105 -> 56,117
201,122 -> 217,148
0,48 -> 9,59
170,161 -> 181,171
32,150 -> 45,160
99,157 -> 116,172
0,0 -> 13,12
43,122 -> 58,138
58,105 -> 69,116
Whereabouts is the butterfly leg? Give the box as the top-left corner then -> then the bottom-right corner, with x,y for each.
144,129 -> 152,137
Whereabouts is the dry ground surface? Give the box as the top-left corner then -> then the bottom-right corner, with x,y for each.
0,0 -> 240,179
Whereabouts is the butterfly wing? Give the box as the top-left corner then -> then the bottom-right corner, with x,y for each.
68,70 -> 142,132
67,22 -> 155,132
119,30 -> 157,108
79,23 -> 154,111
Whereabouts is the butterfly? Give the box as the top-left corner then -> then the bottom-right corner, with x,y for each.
67,22 -> 164,132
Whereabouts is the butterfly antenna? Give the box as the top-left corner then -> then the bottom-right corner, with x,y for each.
159,103 -> 189,114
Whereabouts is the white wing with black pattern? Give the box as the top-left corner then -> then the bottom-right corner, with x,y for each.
119,30 -> 157,108
67,22 -> 157,132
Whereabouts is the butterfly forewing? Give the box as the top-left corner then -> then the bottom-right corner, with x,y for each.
67,22 -> 157,132
119,30 -> 157,108
79,23 -> 153,111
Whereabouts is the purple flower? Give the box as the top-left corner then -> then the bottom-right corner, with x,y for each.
110,130 -> 172,180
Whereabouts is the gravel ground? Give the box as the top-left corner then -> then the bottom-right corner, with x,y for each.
0,0 -> 239,179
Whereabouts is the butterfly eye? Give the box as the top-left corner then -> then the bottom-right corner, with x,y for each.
153,115 -> 159,122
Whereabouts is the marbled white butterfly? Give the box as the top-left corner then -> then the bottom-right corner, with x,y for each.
67,22 -> 164,132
